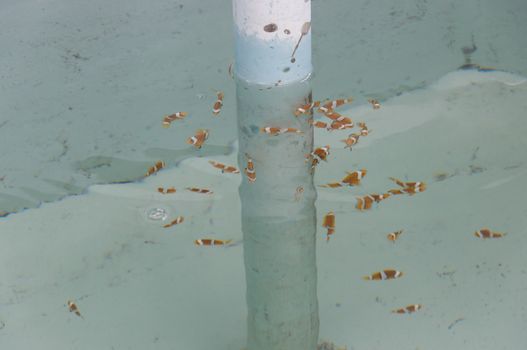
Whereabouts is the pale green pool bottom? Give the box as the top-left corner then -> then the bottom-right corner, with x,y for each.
1,70 -> 526,350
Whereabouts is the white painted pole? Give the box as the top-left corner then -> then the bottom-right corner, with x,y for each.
233,0 -> 312,85
233,2 -> 318,349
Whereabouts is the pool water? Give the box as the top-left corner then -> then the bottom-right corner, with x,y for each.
1,1 -> 527,349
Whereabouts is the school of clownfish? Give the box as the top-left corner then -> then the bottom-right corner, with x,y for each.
65,91 -> 508,318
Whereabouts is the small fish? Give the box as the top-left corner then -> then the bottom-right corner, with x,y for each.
319,182 -> 344,188
187,129 -> 209,149
356,195 -> 375,210
341,169 -> 367,186
195,238 -> 233,246
208,160 -> 240,174
387,230 -> 403,242
474,228 -> 506,239
260,127 -> 303,136
341,133 -> 360,150
212,91 -> 224,116
294,101 -> 321,117
162,112 -> 188,127
186,187 -> 213,194
389,177 -> 426,195
322,211 -> 336,241
370,193 -> 391,202
244,153 -> 256,183
157,187 -> 176,194
363,269 -> 403,280
358,122 -> 371,136
145,161 -> 165,177
308,145 -> 330,171
368,99 -> 381,109
163,216 -> 184,228
323,111 -> 353,124
392,304 -> 422,314
317,97 -> 353,113
67,300 -> 83,318
310,120 -> 328,129
327,120 -> 354,131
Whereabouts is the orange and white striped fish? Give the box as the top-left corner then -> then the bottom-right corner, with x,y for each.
163,216 -> 184,228
294,101 -> 320,116
317,97 -> 353,113
308,145 -> 330,171
244,153 -> 256,183
157,186 -> 176,194
392,304 -> 422,314
212,91 -> 224,116
370,193 -> 391,202
356,195 -> 375,211
310,120 -> 328,129
67,300 -> 83,318
341,133 -> 360,150
145,161 -> 165,177
387,230 -> 403,242
194,238 -> 233,246
342,169 -> 367,186
187,129 -> 209,149
260,126 -> 303,136
186,187 -> 213,194
474,228 -> 506,239
323,111 -> 350,122
319,182 -> 344,188
358,122 -> 371,136
363,269 -> 403,280
327,120 -> 354,131
368,98 -> 381,109
389,177 -> 426,195
162,112 -> 188,127
322,211 -> 335,241
208,160 -> 240,174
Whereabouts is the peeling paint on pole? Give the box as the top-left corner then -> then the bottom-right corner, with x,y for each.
233,0 -> 312,84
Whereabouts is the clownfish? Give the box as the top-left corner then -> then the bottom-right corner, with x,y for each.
310,120 -> 328,129
368,99 -> 381,109
323,111 -> 353,124
341,169 -> 367,186
145,161 -> 165,177
356,195 -> 375,210
387,230 -> 403,242
260,127 -> 303,136
370,193 -> 391,202
186,187 -> 213,194
162,112 -> 188,127
363,269 -> 403,280
358,122 -> 371,136
67,300 -> 83,318
317,97 -> 353,113
157,187 -> 176,194
389,177 -> 426,195
194,238 -> 233,246
322,211 -> 335,241
307,145 -> 330,171
212,91 -> 224,116
392,304 -> 422,314
341,133 -> 360,150
163,216 -> 184,228
474,228 -> 506,239
244,153 -> 256,183
327,120 -> 354,131
294,101 -> 320,117
187,129 -> 209,149
208,160 -> 240,174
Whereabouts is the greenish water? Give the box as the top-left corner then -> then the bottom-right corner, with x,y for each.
1,1 -> 527,349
